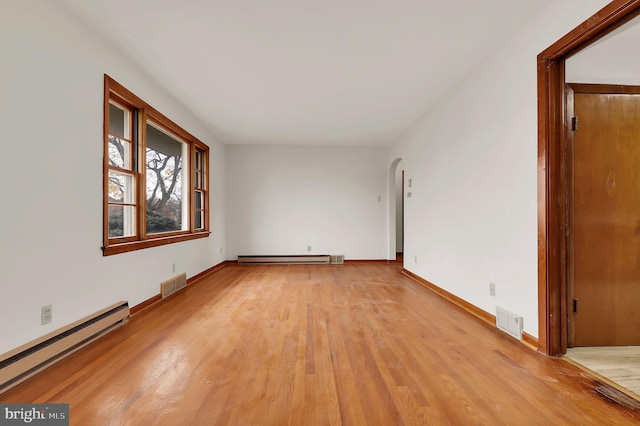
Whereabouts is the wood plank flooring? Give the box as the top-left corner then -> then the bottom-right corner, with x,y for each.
2,263 -> 640,424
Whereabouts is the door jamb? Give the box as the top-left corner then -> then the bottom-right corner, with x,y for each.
565,84 -> 640,347
537,0 -> 640,356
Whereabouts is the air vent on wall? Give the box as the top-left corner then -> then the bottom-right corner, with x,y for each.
496,306 -> 523,340
161,273 -> 187,299
330,255 -> 344,264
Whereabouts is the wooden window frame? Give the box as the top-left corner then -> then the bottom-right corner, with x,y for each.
193,147 -> 207,231
103,75 -> 210,256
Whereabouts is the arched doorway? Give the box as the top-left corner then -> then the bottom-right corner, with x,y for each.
389,158 -> 404,261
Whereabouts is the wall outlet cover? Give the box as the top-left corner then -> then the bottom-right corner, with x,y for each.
41,305 -> 52,325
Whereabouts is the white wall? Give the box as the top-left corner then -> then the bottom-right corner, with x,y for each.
1,0 -> 618,357
566,15 -> 640,85
389,0 -> 611,339
0,1 -> 226,354
226,145 -> 388,260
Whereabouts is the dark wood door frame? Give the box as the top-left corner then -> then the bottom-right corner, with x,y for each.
537,0 -> 640,356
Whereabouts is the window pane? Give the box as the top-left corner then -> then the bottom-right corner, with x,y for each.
108,205 -> 136,238
104,77 -> 211,254
146,209 -> 181,234
108,171 -> 135,204
146,122 -> 184,234
109,103 -> 130,139
195,190 -> 202,210
108,136 -> 132,169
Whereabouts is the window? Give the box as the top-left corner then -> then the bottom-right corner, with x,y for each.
103,75 -> 209,255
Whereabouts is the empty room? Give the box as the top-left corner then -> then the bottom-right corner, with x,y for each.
1,0 -> 640,424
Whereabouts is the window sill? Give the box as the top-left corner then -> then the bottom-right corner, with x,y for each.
102,231 -> 211,256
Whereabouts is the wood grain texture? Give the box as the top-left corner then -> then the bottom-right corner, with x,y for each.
129,295 -> 161,316
537,0 -> 640,356
404,269 -> 539,350
523,331 -> 539,349
1,263 -> 638,424
402,269 -> 496,326
572,90 -> 640,346
129,262 -> 229,316
187,261 -> 229,285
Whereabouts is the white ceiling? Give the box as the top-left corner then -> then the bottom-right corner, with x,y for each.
62,0 -> 550,146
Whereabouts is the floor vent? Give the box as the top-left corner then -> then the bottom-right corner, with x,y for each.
0,301 -> 129,394
496,306 -> 523,340
330,255 -> 345,264
161,273 -> 187,299
237,255 -> 331,265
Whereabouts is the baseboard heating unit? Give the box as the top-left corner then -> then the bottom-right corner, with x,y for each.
238,255 -> 331,265
0,301 -> 130,394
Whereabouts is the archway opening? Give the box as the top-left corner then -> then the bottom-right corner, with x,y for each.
388,158 -> 404,261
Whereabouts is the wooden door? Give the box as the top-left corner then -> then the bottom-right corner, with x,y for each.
569,84 -> 640,347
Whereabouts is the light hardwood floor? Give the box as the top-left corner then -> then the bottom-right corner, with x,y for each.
566,347 -> 640,397
2,263 -> 639,424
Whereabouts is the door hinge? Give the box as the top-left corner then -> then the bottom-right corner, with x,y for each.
571,116 -> 578,131
573,298 -> 578,313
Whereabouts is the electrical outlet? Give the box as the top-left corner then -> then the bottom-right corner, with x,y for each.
307,245 -> 312,252
414,255 -> 418,264
41,305 -> 52,325
172,263 -> 176,273
219,247 -> 223,254
490,282 -> 496,297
